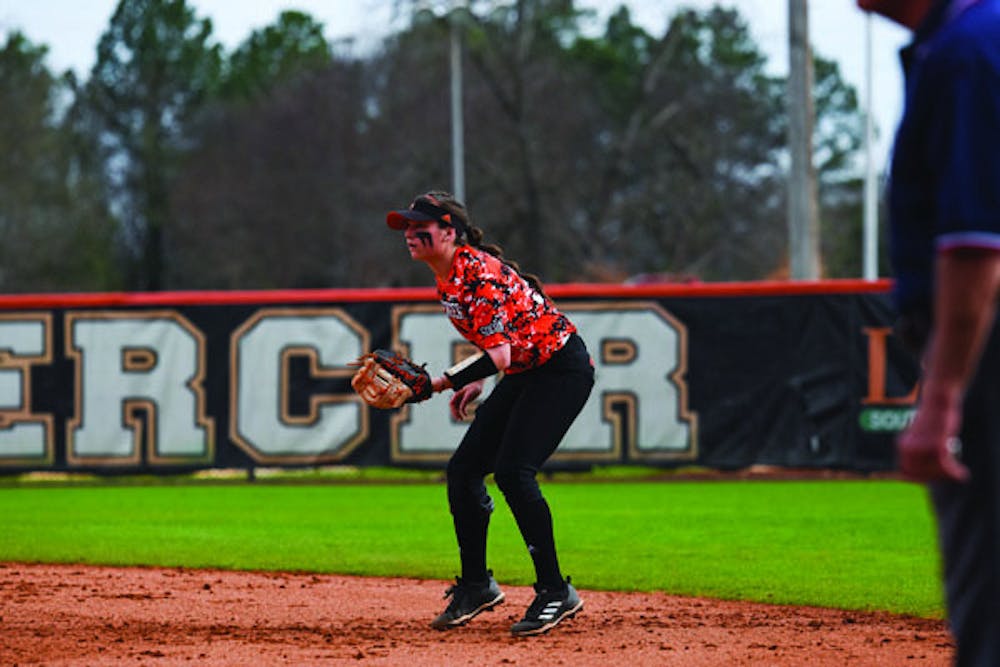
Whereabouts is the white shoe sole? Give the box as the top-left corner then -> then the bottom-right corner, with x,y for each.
431,592 -> 505,630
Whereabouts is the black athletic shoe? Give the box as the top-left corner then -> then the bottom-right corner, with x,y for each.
510,577 -> 583,637
430,572 -> 505,630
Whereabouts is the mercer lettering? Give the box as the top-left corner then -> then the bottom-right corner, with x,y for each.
230,309 -> 367,464
562,305 -> 697,461
0,315 -> 54,463
65,312 -> 214,465
391,302 -> 696,462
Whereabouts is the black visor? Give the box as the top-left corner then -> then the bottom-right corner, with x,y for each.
386,195 -> 464,233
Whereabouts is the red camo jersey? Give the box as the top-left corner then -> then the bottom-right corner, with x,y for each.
436,246 -> 576,373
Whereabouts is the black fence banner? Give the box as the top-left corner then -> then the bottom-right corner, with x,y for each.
0,280 -> 918,474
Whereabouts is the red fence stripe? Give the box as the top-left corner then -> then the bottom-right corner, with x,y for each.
0,279 -> 893,309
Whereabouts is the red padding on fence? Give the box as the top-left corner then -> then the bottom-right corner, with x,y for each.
0,279 -> 892,309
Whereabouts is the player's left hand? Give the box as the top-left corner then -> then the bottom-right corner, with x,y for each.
896,394 -> 969,483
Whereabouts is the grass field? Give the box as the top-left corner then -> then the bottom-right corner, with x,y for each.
0,476 -> 945,618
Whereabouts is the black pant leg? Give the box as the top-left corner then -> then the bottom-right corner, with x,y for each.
931,320 -> 1000,667
445,377 -> 519,581
492,352 -> 594,587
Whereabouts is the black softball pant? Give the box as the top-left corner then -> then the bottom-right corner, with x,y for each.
445,333 -> 594,588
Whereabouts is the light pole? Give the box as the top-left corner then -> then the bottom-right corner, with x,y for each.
449,4 -> 466,203
787,0 -> 820,279
862,12 -> 879,280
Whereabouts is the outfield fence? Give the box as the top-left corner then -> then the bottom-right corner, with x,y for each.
0,280 -> 917,474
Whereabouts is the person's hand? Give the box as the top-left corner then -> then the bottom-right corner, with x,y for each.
897,389 -> 970,483
449,380 -> 484,421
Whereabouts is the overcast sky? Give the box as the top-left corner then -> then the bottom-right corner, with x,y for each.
0,0 -> 909,165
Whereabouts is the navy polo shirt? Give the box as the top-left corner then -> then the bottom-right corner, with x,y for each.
888,0 -> 1000,316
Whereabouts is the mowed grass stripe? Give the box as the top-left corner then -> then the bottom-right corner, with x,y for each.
0,479 -> 943,617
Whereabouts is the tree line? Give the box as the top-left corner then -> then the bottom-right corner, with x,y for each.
0,0 -> 877,293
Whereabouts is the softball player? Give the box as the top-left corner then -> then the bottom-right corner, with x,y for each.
386,191 -> 594,636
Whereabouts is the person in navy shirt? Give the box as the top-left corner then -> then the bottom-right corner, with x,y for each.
859,0 -> 1000,663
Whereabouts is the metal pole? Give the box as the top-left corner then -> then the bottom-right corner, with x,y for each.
449,9 -> 466,203
862,12 -> 879,280
787,0 -> 820,279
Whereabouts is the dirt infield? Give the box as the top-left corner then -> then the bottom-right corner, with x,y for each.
1,562 -> 952,666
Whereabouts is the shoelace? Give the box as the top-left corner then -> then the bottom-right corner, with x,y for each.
442,577 -> 481,613
524,589 -> 561,618
442,577 -> 468,601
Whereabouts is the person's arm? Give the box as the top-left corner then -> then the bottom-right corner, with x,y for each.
898,247 -> 1000,481
483,344 -> 510,372
432,344 -> 509,391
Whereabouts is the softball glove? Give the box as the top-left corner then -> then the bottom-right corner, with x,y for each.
351,349 -> 433,409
